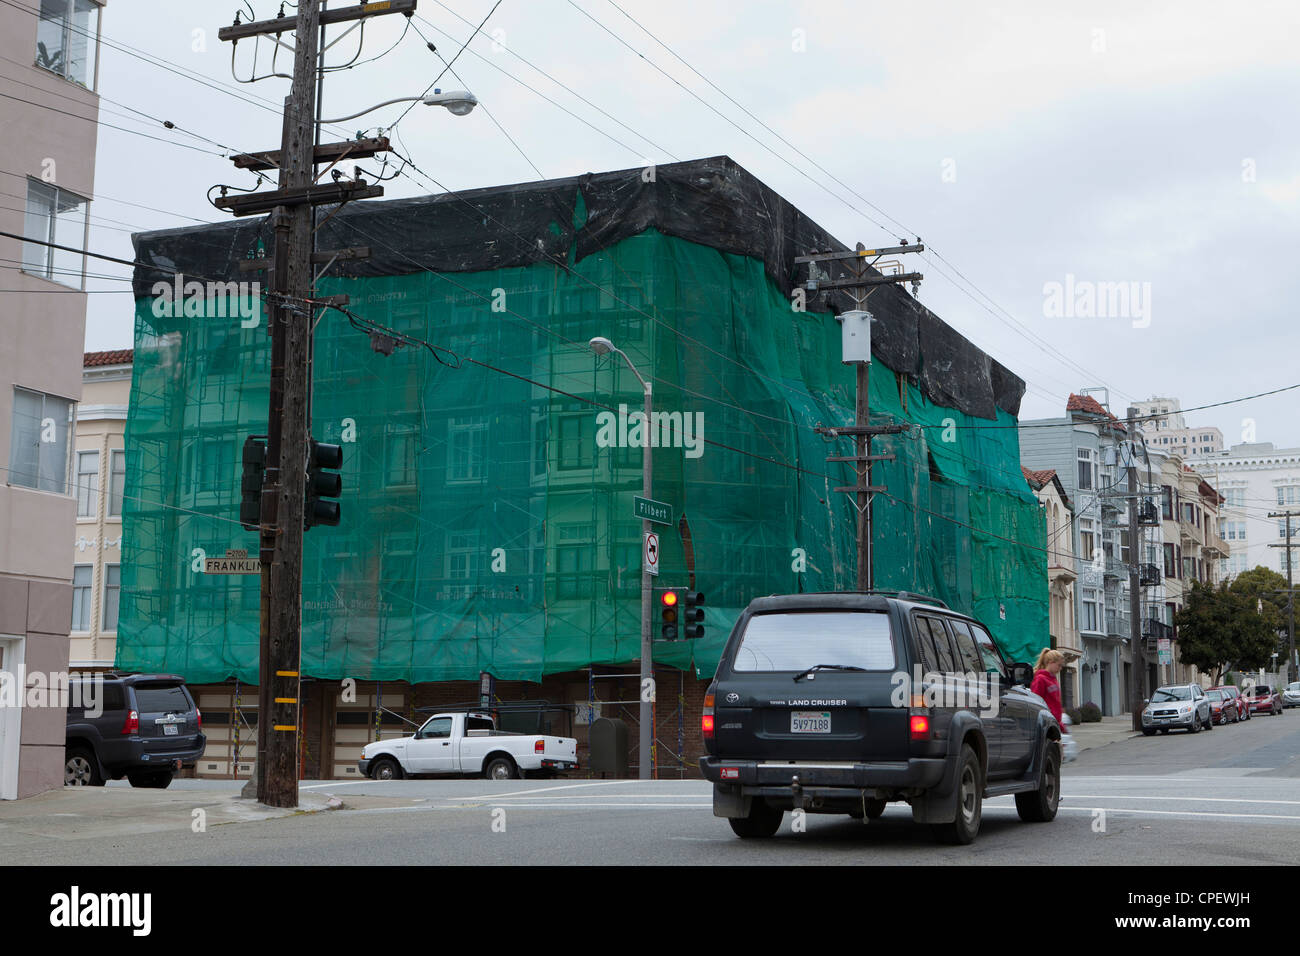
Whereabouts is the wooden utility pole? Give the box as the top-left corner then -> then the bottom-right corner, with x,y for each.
217,0 -> 407,807
795,243 -> 922,590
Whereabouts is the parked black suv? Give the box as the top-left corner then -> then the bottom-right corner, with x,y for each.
700,592 -> 1061,843
65,674 -> 205,788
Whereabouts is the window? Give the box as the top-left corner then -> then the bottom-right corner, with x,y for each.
447,418 -> 487,482
1224,489 -> 1246,508
531,415 -> 548,481
22,179 -> 89,287
72,565 -> 92,631
102,564 -> 119,631
1081,588 -> 1100,632
75,449 -> 98,517
1181,502 -> 1196,525
947,620 -> 985,675
1079,518 -> 1097,567
733,612 -> 895,672
446,531 -> 480,582
556,414 -> 593,471
1161,485 -> 1173,520
555,544 -> 594,600
915,616 -> 957,673
1163,543 -> 1176,577
196,438 -> 233,493
108,449 -> 125,515
1077,448 -> 1094,491
1281,520 -> 1291,540
37,0 -> 100,87
1182,557 -> 1195,580
1278,486 -> 1300,506
384,424 -> 418,487
418,716 -> 453,739
9,387 -> 73,493
969,623 -> 1008,679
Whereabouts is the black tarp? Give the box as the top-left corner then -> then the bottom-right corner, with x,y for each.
132,155 -> 1024,418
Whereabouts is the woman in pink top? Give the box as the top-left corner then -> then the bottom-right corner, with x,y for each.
1030,648 -> 1067,731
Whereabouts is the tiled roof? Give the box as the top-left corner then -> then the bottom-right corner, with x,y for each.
84,349 -> 133,367
1066,393 -> 1126,431
1021,466 -> 1057,489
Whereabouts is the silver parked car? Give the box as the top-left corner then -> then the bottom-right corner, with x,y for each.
1283,682 -> 1300,709
1141,684 -> 1213,735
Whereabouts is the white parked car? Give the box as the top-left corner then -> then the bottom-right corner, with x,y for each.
360,711 -> 578,780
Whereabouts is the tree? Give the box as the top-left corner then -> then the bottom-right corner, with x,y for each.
1175,579 -> 1278,685
1228,565 -> 1291,656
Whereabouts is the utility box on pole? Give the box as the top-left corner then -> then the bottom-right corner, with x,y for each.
837,310 -> 872,364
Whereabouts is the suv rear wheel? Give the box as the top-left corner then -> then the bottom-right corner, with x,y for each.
932,744 -> 982,845
65,747 -> 103,787
1015,740 -> 1060,823
728,798 -> 784,838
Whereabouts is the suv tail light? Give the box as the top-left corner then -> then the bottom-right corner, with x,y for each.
196,708 -> 202,731
702,693 -> 715,739
909,714 -> 930,739
121,709 -> 138,736
535,739 -> 545,754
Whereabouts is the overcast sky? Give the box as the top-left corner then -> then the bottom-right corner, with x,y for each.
80,0 -> 1300,448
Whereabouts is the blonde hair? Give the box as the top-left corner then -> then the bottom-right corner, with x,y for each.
1034,648 -> 1065,670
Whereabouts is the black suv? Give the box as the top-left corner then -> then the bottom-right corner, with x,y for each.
65,674 -> 205,788
700,592 -> 1061,843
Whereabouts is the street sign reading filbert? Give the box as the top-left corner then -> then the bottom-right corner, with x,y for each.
204,548 -> 262,574
634,496 -> 673,525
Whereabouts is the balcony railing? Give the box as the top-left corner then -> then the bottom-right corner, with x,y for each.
1143,619 -> 1175,642
1139,563 -> 1161,587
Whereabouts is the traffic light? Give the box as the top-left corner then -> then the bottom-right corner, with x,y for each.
239,435 -> 267,532
683,590 -> 705,640
660,589 -> 679,641
305,438 -> 343,530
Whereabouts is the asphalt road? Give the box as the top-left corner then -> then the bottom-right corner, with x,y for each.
9,708 -> 1299,865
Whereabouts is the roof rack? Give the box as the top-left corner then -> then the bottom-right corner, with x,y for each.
868,589 -> 950,609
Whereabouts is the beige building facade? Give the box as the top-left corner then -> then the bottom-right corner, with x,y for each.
70,350 -> 131,670
1150,448 -> 1228,686
1022,467 -> 1081,708
0,0 -> 104,799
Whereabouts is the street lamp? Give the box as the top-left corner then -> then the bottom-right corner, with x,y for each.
589,336 -> 654,780
320,89 -> 478,123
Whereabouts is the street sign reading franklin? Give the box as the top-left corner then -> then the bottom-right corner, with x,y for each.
634,496 -> 673,525
205,548 -> 262,574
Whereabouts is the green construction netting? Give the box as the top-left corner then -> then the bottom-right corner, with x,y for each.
116,227 -> 1048,684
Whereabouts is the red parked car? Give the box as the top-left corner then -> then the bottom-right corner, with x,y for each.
1209,685 -> 1250,722
1246,685 -> 1284,716
1205,689 -> 1236,725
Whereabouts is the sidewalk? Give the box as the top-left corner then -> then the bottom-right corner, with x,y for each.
1068,714 -> 1140,752
0,786 -> 341,846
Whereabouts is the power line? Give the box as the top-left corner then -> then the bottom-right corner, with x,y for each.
569,0 -> 1131,404
386,0 -> 504,132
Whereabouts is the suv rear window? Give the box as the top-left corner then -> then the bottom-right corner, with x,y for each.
731,611 -> 895,672
133,684 -> 192,713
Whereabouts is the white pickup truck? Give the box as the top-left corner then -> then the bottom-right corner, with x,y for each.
359,712 -> 578,780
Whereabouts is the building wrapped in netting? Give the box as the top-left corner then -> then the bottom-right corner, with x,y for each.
119,156 -> 1047,697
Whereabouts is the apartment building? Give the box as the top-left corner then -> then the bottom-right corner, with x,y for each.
1143,445 -> 1228,685
1132,395 -> 1224,456
0,0 -> 104,799
1019,392 -> 1134,715
1189,441 -> 1300,582
70,350 -> 131,671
